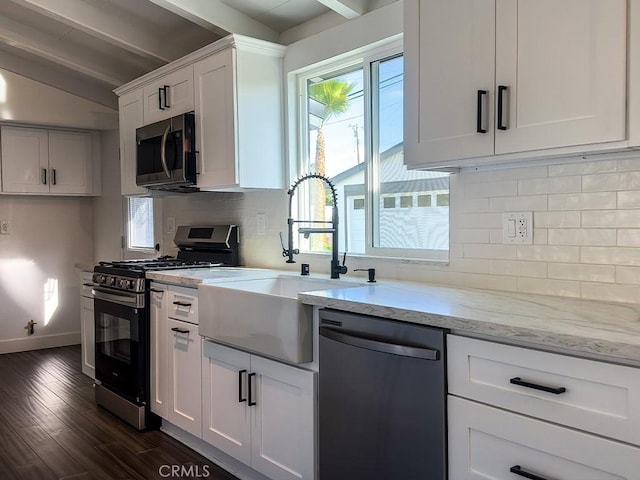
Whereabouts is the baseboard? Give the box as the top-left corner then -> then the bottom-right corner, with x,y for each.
160,422 -> 270,480
0,331 -> 80,354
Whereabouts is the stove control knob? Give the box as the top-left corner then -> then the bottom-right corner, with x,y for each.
106,276 -> 115,286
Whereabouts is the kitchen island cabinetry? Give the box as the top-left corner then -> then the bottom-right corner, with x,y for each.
448,335 -> 640,478
202,340 -> 315,480
1,126 -> 99,195
404,0 -> 628,169
149,282 -> 168,417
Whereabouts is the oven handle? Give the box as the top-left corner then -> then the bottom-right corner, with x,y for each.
92,287 -> 140,307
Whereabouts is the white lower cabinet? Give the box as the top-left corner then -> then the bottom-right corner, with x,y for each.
449,396 -> 640,479
79,270 -> 95,379
202,340 -> 315,480
448,334 -> 640,479
167,318 -> 202,437
149,283 -> 168,417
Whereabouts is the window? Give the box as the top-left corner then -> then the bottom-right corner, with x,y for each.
127,197 -> 154,250
297,44 -> 449,260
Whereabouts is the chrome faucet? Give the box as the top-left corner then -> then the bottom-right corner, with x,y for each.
281,172 -> 347,279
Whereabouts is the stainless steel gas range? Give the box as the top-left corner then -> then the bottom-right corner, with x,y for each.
91,225 -> 240,429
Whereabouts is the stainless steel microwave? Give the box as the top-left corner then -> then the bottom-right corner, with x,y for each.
136,112 -> 197,191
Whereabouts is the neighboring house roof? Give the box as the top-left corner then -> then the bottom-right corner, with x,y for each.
330,142 -> 449,196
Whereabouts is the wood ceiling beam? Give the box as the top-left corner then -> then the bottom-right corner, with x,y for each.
6,0 -> 181,63
0,16 -> 130,87
315,0 -> 367,19
147,0 -> 279,42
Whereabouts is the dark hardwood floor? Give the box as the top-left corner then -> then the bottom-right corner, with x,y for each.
0,345 -> 238,480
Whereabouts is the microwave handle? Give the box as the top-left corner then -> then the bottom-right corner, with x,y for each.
160,122 -> 171,178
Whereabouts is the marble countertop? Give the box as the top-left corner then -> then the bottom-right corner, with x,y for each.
299,282 -> 640,365
146,267 -> 280,287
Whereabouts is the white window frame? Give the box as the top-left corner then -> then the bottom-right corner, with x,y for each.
295,39 -> 449,262
122,196 -> 162,258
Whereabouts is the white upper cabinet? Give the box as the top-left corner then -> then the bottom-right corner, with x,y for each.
142,65 -> 195,125
404,0 -> 628,169
115,34 -> 286,194
194,41 -> 285,190
118,90 -> 147,196
1,126 -> 98,195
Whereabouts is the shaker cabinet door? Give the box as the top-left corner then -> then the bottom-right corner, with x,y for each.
1,126 -> 49,193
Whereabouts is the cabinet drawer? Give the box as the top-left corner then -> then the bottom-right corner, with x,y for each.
448,335 -> 640,445
449,396 -> 640,479
168,286 -> 198,325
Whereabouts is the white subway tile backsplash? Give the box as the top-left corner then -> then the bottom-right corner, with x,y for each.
464,180 -> 517,199
456,212 -> 503,229
582,171 -> 640,192
615,266 -> 640,285
581,246 -> 640,266
448,258 -> 489,274
451,228 -> 490,244
548,192 -> 616,211
618,229 -> 640,247
548,263 -> 615,283
548,228 -> 616,246
463,243 -> 517,260
457,197 -> 490,213
459,165 -> 548,183
488,260 -> 547,278
581,210 -> 640,228
489,195 -> 547,212
517,245 -> 580,263
517,277 -> 581,298
533,211 -> 581,228
518,176 -> 581,195
533,228 -> 548,245
617,191 -> 640,209
615,158 -> 640,172
548,160 -> 617,176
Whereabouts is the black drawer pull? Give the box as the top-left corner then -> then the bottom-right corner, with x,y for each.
510,465 -> 548,480
510,377 -> 566,395
238,369 -> 247,403
476,89 -> 488,133
171,327 -> 189,334
149,288 -> 164,293
248,372 -> 256,406
497,85 -> 508,130
172,301 -> 192,307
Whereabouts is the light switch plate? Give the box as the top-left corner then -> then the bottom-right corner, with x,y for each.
503,212 -> 533,244
0,220 -> 9,235
256,213 -> 267,236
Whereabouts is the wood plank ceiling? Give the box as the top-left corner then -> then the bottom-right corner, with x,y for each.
0,0 -> 393,110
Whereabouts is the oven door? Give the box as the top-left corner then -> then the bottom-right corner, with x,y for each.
93,288 -> 147,404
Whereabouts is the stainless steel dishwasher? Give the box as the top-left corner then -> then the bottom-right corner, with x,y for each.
319,309 -> 447,480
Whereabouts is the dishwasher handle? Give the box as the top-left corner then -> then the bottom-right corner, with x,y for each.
320,326 -> 440,360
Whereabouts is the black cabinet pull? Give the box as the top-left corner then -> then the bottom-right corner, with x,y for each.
149,288 -> 164,293
497,85 -> 508,130
163,85 -> 170,108
172,301 -> 192,307
238,369 -> 247,403
158,87 -> 164,110
51,169 -> 57,186
510,465 -> 548,480
171,327 -> 190,334
248,372 -> 256,406
42,168 -> 47,185
510,377 -> 567,395
477,89 -> 488,133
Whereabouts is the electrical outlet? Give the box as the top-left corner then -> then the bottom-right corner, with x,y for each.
0,220 -> 9,235
166,216 -> 176,234
256,213 -> 267,236
503,212 -> 533,244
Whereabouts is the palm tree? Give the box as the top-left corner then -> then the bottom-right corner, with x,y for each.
308,78 -> 355,249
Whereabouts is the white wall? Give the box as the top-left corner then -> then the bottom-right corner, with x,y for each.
0,67 -> 117,352
93,130 -> 123,262
0,195 -> 93,351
